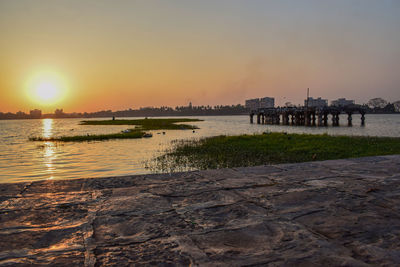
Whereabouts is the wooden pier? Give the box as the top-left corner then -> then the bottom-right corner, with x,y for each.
250,106 -> 366,127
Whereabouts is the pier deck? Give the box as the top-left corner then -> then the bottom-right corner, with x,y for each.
250,106 -> 366,126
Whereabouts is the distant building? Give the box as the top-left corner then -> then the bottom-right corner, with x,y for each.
305,97 -> 328,108
16,111 -> 26,118
29,109 -> 42,119
245,98 -> 260,111
331,98 -> 355,107
245,97 -> 275,111
259,97 -> 275,108
54,109 -> 65,117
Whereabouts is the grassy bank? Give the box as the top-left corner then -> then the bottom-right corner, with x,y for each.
80,118 -> 202,130
29,130 -> 146,142
149,132 -> 400,172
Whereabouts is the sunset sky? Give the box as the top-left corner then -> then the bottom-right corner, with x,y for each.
1,0 -> 399,113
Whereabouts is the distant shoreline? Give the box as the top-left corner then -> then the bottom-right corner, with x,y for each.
0,113 -> 249,120
1,112 -> 400,121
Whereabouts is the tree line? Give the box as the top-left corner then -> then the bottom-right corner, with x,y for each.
363,98 -> 400,113
0,104 -> 249,120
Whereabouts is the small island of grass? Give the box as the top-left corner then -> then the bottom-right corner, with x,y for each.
29,118 -> 202,142
29,130 -> 146,142
149,132 -> 400,172
80,118 -> 202,130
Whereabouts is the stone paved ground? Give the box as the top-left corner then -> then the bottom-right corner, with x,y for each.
1,155 -> 400,266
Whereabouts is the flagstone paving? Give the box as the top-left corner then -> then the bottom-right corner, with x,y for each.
1,155 -> 400,266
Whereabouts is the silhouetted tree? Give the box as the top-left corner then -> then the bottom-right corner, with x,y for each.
367,98 -> 388,109
393,101 -> 400,113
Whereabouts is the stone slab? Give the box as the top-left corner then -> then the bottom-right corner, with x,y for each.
0,155 -> 400,266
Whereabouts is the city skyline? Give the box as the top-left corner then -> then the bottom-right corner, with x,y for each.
2,95 -> 398,118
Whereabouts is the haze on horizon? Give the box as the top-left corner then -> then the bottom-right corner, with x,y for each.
1,0 -> 399,113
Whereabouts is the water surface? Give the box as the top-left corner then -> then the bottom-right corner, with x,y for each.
0,114 -> 399,183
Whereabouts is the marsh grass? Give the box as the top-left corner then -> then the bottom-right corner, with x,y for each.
80,118 -> 202,130
29,130 -> 145,142
148,132 -> 400,172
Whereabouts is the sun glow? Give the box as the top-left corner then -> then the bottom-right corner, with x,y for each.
26,71 -> 68,106
35,81 -> 59,101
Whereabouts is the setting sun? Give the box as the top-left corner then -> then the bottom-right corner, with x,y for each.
35,81 -> 60,101
26,71 -> 68,106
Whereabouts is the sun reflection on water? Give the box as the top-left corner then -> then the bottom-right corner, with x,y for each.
42,119 -> 53,138
42,119 -> 56,179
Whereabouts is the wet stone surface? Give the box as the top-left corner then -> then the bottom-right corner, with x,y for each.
1,155 -> 400,266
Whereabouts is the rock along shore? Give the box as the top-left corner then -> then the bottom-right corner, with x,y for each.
1,155 -> 400,266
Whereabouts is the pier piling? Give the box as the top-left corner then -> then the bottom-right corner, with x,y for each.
347,112 -> 353,126
249,106 -> 365,128
361,113 -> 365,126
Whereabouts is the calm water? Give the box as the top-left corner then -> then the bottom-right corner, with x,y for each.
0,114 -> 399,183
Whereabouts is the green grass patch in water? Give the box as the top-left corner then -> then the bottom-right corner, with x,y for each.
29,130 -> 146,142
148,132 -> 400,172
80,118 -> 202,130
30,118 -> 202,142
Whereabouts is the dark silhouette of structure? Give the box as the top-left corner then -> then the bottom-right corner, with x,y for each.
249,105 -> 366,127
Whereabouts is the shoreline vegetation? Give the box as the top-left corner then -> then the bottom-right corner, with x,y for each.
148,132 -> 400,172
29,118 -> 202,142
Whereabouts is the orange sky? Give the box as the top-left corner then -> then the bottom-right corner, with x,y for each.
1,1 -> 400,113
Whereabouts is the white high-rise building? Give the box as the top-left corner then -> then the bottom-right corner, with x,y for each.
259,97 -> 275,108
245,98 -> 260,111
304,97 -> 328,108
245,97 -> 275,110
331,98 -> 355,107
